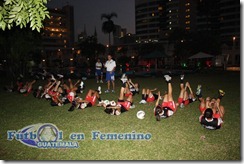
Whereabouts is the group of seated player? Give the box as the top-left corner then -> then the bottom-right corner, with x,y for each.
4,71 -> 225,130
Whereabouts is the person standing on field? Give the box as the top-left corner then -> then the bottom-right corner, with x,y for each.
95,58 -> 103,83
104,54 -> 116,93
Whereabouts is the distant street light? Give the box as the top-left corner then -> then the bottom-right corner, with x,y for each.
232,36 -> 236,50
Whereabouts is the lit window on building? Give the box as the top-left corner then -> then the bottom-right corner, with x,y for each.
158,6 -> 163,10
186,27 -> 190,30
185,15 -> 190,18
186,9 -> 190,12
185,3 -> 190,6
169,10 -> 171,13
185,21 -> 190,24
152,13 -> 155,16
169,22 -> 172,24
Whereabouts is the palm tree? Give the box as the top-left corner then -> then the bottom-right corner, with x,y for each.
101,12 -> 118,46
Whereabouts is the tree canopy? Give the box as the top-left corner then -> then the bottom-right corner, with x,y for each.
0,0 -> 50,32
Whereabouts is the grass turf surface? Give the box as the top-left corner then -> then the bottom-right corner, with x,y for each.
0,71 -> 240,160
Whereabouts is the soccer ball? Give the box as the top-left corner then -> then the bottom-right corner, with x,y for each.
115,110 -> 121,115
137,110 -> 145,119
39,126 -> 57,142
80,102 -> 87,109
103,100 -> 110,106
110,100 -> 116,106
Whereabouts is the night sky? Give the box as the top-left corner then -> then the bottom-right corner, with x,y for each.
47,0 -> 135,45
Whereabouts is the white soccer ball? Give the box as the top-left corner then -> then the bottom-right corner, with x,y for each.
110,100 -> 116,106
80,103 -> 87,109
137,110 -> 145,119
103,100 -> 110,106
115,110 -> 121,115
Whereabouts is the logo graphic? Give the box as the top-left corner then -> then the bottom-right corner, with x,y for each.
7,123 -> 79,149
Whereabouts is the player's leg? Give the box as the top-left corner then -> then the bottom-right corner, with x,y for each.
139,88 -> 147,104
164,75 -> 173,101
118,87 -> 125,100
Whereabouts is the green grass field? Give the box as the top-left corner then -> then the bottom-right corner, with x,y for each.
0,71 -> 240,160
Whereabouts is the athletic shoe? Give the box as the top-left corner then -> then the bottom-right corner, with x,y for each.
180,103 -> 185,108
219,89 -> 225,97
196,85 -> 202,95
180,74 -> 184,80
80,81 -> 84,88
100,80 -> 103,83
164,75 -> 172,82
111,90 -> 115,93
139,100 -> 147,104
130,104 -> 136,109
68,106 -> 75,112
121,78 -> 127,84
156,115 -> 161,121
57,74 -> 64,79
105,90 -> 110,93
98,86 -> 102,94
51,75 -> 56,81
120,73 -> 127,83
121,73 -> 126,79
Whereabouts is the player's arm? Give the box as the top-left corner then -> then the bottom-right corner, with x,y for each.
74,80 -> 81,87
155,91 -> 161,107
150,88 -> 157,92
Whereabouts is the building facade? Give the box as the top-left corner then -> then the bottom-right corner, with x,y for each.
41,5 -> 74,66
135,0 -> 167,43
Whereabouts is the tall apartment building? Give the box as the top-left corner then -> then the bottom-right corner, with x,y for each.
166,0 -> 197,32
42,5 -> 74,62
196,0 -> 220,33
135,0 -> 239,45
219,0 -> 240,47
135,0 -> 167,43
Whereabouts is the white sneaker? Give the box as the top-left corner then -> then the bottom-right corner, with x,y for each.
51,75 -> 56,81
80,81 -> 84,88
139,100 -> 147,104
196,85 -> 202,95
57,74 -> 64,79
121,78 -> 127,83
164,75 -> 172,82
130,104 -> 135,109
180,74 -> 184,80
98,86 -> 102,94
105,90 -> 110,93
120,73 -> 127,83
121,73 -> 126,79
100,80 -> 103,83
111,90 -> 115,93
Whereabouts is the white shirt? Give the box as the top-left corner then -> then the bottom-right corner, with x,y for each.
95,62 -> 103,70
105,59 -> 116,72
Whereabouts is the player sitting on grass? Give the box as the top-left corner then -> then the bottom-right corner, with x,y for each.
177,74 -> 196,108
196,85 -> 225,130
139,87 -> 160,104
19,79 -> 36,96
68,87 -> 102,111
154,75 -> 178,121
98,86 -> 133,115
63,78 -> 81,103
